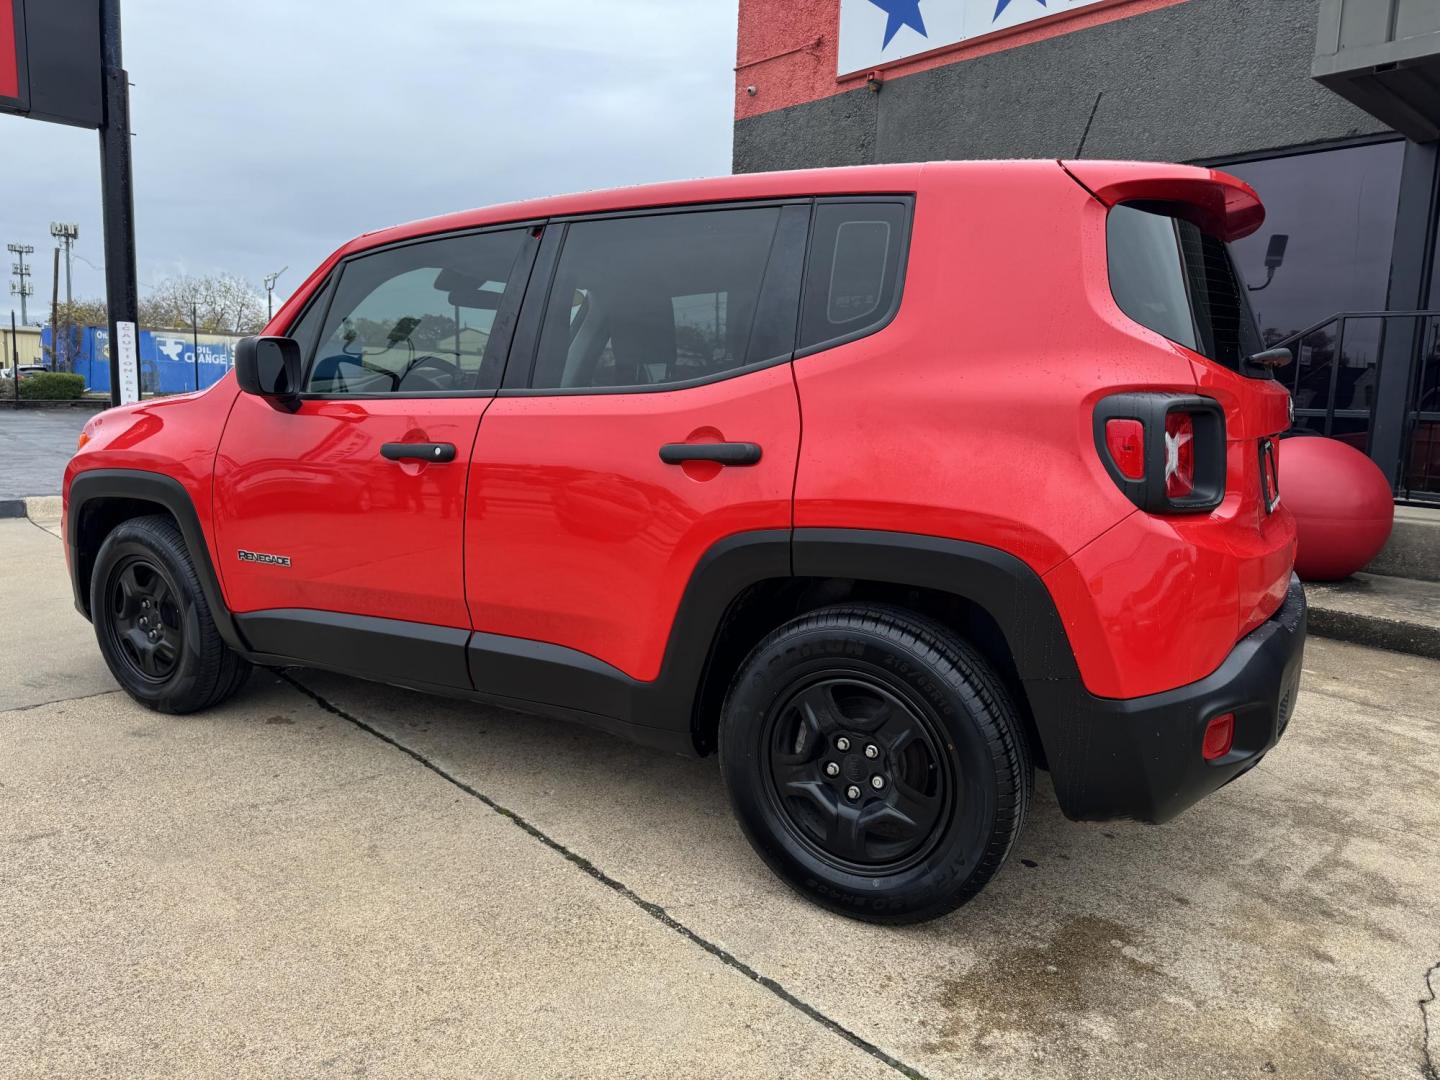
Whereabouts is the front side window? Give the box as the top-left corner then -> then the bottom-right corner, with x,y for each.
529,207 -> 786,391
1107,202 -> 1264,372
305,229 -> 526,395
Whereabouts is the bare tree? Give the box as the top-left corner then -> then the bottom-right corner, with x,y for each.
140,274 -> 268,334
44,298 -> 111,370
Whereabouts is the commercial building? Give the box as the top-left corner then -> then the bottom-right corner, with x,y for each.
733,0 -> 1440,503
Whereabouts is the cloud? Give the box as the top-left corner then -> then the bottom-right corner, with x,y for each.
0,0 -> 738,321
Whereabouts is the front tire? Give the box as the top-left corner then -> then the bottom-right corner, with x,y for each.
90,514 -> 251,714
719,604 -> 1031,924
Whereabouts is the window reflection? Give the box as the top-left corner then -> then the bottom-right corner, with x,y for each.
1222,141 -> 1405,456
1225,141 -> 1405,345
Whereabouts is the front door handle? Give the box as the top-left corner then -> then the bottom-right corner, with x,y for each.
659,442 -> 763,466
381,442 -> 456,463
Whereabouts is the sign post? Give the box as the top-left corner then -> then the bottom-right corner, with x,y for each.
2,0 -> 136,406
114,319 -> 139,405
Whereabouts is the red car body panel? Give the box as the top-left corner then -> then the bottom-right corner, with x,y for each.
464,366 -> 800,681
212,391 -> 488,628
64,383 -> 241,597
791,161 -> 1295,698
67,159 -> 1297,706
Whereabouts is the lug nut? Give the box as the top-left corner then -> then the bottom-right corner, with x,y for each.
845,785 -> 861,801
824,762 -> 840,777
864,744 -> 879,759
870,775 -> 886,790
836,737 -> 851,751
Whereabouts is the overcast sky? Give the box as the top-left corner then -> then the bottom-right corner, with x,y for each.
0,0 -> 739,324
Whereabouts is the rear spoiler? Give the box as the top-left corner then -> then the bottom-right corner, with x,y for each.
1059,160 -> 1265,243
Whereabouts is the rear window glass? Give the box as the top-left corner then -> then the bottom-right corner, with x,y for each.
1107,203 -> 1265,372
530,207 -> 785,391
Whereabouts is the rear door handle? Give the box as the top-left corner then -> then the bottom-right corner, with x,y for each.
381,442 -> 456,463
659,442 -> 762,467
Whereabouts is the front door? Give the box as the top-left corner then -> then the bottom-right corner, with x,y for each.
214,225 -> 537,671
465,203 -> 809,685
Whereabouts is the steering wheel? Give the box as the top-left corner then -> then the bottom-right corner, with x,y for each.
398,353 -> 465,390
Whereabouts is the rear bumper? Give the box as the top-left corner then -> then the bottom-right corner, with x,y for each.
1027,575 -> 1307,823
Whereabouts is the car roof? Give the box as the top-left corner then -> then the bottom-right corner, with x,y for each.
340,160 -> 1067,256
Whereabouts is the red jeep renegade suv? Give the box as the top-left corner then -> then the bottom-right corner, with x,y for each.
64,161 -> 1305,923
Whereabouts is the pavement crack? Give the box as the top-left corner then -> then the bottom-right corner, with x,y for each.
1423,959 -> 1439,1080
8,688 -> 121,713
279,670 -> 931,1080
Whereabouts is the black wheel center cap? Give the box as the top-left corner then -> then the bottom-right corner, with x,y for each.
842,755 -> 869,783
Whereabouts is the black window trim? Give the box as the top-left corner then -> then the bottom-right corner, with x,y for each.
1169,216 -> 1210,359
794,195 -> 915,361
286,219 -> 546,401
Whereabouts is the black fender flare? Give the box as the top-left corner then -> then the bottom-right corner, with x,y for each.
457,528 -> 1083,757
66,469 -> 250,654
789,528 -> 1083,684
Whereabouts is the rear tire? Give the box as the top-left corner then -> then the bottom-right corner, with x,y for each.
90,514 -> 251,714
719,604 -> 1031,924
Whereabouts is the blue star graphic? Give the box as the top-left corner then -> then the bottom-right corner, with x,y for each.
867,0 -> 927,48
994,0 -> 1046,19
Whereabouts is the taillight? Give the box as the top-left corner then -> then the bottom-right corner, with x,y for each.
1105,419 -> 1146,480
1094,394 -> 1225,514
1164,412 -> 1195,499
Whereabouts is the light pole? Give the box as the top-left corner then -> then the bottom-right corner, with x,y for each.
263,266 -> 287,321
50,224 -> 78,371
7,243 -> 34,325
49,223 -> 78,309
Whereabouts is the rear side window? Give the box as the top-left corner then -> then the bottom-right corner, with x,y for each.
1107,203 -> 1265,372
800,200 -> 909,352
529,206 -> 796,391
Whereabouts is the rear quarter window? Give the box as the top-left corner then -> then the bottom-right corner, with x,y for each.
799,199 -> 911,353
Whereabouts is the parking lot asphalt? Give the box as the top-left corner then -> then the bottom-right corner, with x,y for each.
2,512 -> 1438,1080
0,410 -> 92,499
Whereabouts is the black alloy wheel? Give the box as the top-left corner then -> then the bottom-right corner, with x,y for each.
720,604 -> 1031,924
103,555 -> 184,683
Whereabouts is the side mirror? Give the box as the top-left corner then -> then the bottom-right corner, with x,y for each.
235,336 -> 303,412
1264,234 -> 1289,270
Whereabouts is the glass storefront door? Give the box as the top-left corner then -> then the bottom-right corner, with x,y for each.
1222,140 -> 1407,451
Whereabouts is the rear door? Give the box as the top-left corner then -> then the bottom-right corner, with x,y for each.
464,202 -> 809,684
213,225 -> 538,679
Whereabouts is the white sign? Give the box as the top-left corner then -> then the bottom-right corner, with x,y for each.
838,0 -> 1108,76
116,320 -> 140,405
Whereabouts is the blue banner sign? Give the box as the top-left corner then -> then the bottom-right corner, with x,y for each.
42,325 -> 240,395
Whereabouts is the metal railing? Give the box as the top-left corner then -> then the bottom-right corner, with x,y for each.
1272,310 -> 1440,502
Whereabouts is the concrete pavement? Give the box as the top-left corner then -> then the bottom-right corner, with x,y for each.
2,513 -> 1439,1079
